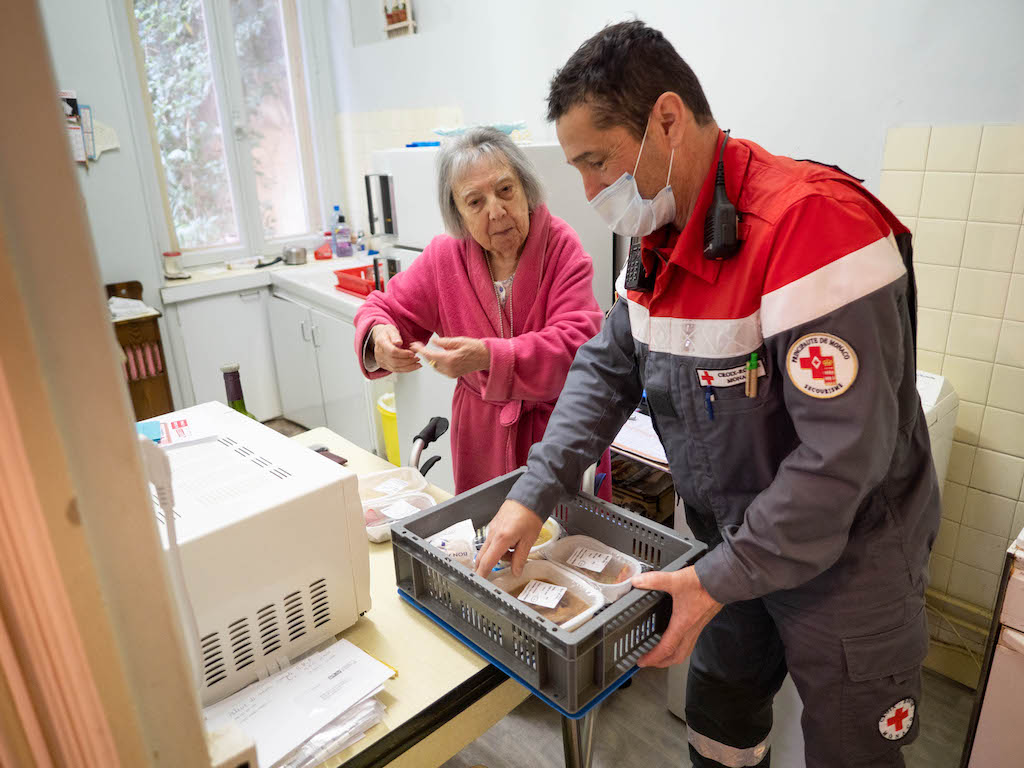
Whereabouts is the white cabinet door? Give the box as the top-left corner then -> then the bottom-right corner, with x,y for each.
268,295 -> 326,429
176,288 -> 282,421
310,307 -> 374,452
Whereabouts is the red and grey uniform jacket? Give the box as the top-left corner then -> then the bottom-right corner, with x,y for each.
510,132 -> 941,608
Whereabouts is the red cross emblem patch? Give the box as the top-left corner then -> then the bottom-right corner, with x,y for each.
879,698 -> 915,740
786,333 -> 858,399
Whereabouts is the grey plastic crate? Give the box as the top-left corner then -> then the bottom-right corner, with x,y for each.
391,469 -> 706,715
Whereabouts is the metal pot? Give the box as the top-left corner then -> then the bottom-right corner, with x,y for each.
283,246 -> 307,265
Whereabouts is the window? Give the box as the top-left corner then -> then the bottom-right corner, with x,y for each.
133,0 -> 322,262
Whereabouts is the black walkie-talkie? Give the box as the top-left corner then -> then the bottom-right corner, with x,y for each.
623,237 -> 657,292
703,130 -> 741,262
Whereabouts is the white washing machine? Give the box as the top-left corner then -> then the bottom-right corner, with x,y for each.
666,370 -> 959,763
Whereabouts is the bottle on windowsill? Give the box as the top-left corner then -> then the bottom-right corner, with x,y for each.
221,363 -> 256,420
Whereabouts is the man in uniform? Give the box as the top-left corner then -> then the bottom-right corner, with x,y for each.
476,20 -> 939,767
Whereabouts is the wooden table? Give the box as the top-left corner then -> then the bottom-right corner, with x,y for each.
292,428 -> 530,768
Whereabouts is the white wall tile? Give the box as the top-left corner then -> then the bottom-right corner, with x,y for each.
929,553 -> 952,592
917,308 -> 951,352
979,406 -> 1024,459
1016,227 -> 1024,274
1014,502 -> 1024,538
884,125 -> 931,171
919,172 -> 974,220
946,313 -> 1002,361
916,264 -> 959,310
963,487 -> 1018,538
1006,275 -> 1024,322
934,518 -> 959,558
948,560 -> 999,609
942,481 -> 968,522
952,268 -> 1010,317
948,441 -> 977,484
970,174 -> 1024,224
879,171 -> 924,217
977,125 -> 1024,174
926,124 -> 982,172
996,320 -> 1024,367
941,355 -> 993,403
961,222 -> 1020,271
914,218 -> 966,267
917,350 -> 944,374
954,401 -> 985,445
955,523 -> 1010,573
988,365 -> 1024,414
971,448 -> 1024,499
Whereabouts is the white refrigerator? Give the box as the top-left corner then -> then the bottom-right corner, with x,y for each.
366,143 -> 616,494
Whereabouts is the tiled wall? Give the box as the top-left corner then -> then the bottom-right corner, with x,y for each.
336,106 -> 464,233
880,124 -> 1024,616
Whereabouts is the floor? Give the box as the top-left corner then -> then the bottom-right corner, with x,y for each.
440,668 -> 975,768
264,417 -> 307,437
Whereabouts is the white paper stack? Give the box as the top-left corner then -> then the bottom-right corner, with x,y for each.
203,639 -> 395,768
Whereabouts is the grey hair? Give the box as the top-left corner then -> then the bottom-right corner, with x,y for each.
436,127 -> 545,238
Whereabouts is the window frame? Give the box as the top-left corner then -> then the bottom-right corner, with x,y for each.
127,0 -> 335,269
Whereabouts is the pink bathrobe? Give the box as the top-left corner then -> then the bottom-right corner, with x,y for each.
353,204 -> 611,498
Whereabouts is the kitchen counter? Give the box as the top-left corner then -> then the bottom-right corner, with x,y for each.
160,255 -> 375,307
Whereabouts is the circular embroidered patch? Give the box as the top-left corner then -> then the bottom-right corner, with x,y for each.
879,698 -> 916,741
786,333 -> 858,399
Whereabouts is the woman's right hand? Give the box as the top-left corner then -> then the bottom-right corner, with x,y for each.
372,324 -> 421,373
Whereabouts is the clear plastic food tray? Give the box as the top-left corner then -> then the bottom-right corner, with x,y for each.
490,559 -> 605,632
358,467 -> 427,502
544,535 -> 644,602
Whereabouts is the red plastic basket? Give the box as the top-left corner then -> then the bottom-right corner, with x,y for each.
334,265 -> 375,298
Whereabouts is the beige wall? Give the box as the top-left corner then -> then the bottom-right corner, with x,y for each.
881,125 -> 1024,633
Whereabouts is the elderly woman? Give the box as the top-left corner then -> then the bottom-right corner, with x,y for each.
354,127 -> 610,497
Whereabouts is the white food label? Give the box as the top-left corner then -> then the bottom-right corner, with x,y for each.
518,580 -> 567,610
374,478 -> 409,495
567,547 -> 613,573
429,519 -> 477,550
381,499 -> 420,520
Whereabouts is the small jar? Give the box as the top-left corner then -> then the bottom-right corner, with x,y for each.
163,251 -> 184,276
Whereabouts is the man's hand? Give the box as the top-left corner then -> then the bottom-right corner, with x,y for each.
411,337 -> 490,379
474,499 -> 544,578
372,324 -> 421,373
631,567 -> 722,668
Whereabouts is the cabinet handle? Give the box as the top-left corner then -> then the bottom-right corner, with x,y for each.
311,324 -> 322,348
300,320 -> 310,341
238,289 -> 261,301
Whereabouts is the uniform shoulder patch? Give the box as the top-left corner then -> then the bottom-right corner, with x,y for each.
879,698 -> 915,741
786,333 -> 858,399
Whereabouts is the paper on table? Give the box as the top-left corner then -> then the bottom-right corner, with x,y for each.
613,411 -> 668,467
203,639 -> 395,768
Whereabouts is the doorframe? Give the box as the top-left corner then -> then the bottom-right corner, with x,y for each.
0,3 -> 209,765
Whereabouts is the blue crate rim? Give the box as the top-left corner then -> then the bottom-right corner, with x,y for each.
399,589 -> 637,720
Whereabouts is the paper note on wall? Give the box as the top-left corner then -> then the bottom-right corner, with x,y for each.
93,120 -> 120,157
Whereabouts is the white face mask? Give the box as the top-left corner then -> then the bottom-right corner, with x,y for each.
589,121 -> 675,237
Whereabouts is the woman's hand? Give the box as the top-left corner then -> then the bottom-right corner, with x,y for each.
411,337 -> 490,379
372,324 -> 421,373
475,499 -> 544,577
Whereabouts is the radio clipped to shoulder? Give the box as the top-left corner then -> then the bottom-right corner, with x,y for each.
623,237 -> 658,292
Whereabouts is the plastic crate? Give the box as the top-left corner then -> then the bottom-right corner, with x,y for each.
390,469 -> 706,715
